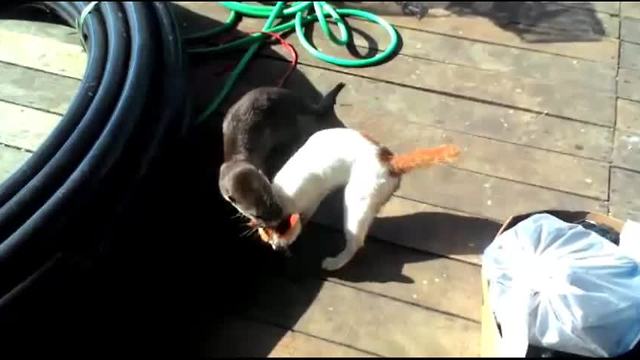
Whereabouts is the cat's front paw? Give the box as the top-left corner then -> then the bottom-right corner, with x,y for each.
321,256 -> 347,271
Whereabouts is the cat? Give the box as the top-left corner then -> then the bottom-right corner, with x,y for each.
218,83 -> 345,228
254,127 -> 461,271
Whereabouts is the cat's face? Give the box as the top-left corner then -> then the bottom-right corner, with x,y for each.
219,161 -> 284,227
257,213 -> 302,250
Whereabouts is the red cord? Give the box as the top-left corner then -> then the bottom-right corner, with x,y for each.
259,31 -> 299,88
210,32 -> 298,88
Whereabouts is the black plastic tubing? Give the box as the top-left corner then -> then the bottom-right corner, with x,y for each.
0,2 -> 189,304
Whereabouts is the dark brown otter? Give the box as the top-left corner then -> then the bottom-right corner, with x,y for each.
219,83 -> 345,227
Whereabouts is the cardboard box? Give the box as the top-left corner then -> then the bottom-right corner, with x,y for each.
480,210 -> 624,357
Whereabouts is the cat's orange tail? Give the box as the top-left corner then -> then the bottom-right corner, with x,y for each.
388,144 -> 461,175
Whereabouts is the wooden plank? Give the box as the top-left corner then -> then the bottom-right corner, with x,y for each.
180,3 -> 617,92
395,165 -> 608,220
310,166 -> 607,231
240,29 -> 616,125
0,26 -> 86,79
243,276 -> 480,357
485,4 -> 620,39
287,221 -> 482,320
305,65 -> 613,161
221,58 -> 613,162
199,316 -> 374,357
0,21 -> 81,122
368,198 -> 498,263
344,108 -> 608,199
329,240 -> 481,322
621,41 -> 640,70
0,62 -> 79,114
396,126 -> 598,198
375,24 -> 616,92
279,49 -> 615,125
0,100 -> 60,151
622,2 -> 640,19
617,98 -> 640,133
239,60 -> 612,198
332,2 -> 620,63
618,68 -> 640,102
613,130 -> 640,171
610,167 -> 640,221
621,17 -> 640,44
0,145 -> 30,184
0,19 -> 78,46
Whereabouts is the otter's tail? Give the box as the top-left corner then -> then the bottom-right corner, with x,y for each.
388,144 -> 461,175
314,82 -> 346,114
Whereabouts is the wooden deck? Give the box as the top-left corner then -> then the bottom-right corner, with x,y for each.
2,2 -> 640,357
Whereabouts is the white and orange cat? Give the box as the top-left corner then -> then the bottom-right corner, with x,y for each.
255,127 -> 460,271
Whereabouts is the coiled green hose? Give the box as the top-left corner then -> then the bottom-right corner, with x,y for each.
186,1 -> 400,125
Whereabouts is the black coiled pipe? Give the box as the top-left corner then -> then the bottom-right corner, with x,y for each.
0,0 -> 188,314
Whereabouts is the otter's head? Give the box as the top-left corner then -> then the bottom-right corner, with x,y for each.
219,160 -> 284,227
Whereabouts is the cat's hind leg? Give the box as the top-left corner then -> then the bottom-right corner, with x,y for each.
321,173 -> 399,271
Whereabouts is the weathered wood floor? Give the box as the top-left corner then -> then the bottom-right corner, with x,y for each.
1,1 -> 639,357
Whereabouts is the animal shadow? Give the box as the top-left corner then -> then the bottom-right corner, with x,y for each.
168,3 -> 353,358
286,189 -> 501,285
0,3 -> 349,358
336,1 -> 608,43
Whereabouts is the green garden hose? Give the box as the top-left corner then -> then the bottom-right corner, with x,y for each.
187,1 -> 400,125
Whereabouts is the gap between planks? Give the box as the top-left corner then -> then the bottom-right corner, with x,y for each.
202,315 -> 381,357
0,99 -> 61,152
609,166 -> 640,221
286,218 -> 484,320
0,144 -> 30,184
241,275 -> 481,357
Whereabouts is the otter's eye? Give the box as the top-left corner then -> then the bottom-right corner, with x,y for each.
228,196 -> 236,203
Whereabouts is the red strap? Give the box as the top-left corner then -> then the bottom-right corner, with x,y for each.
259,31 -> 299,88
210,32 -> 298,88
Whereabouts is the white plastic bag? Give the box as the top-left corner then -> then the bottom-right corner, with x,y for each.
483,213 -> 640,357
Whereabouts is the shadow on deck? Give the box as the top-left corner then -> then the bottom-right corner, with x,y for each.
340,1 -> 609,43
175,3 -> 501,356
